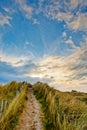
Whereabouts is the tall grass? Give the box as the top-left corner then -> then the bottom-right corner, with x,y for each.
33,82 -> 87,130
0,81 -> 31,130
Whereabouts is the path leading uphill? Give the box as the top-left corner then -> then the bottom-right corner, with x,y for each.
16,88 -> 44,130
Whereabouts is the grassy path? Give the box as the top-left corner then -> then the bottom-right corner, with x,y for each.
15,88 -> 44,130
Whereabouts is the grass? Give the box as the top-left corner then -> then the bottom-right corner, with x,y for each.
33,82 -> 87,130
0,81 -> 31,130
0,81 -> 87,130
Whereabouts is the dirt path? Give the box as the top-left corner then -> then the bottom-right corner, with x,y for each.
15,88 -> 44,130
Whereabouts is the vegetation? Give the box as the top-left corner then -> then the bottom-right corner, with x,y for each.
0,81 -> 31,130
0,81 -> 87,130
33,82 -> 87,130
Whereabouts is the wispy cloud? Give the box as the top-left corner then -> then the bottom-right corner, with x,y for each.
0,50 -> 37,83
32,18 -> 40,25
38,0 -> 87,31
3,6 -> 16,14
28,42 -> 87,92
25,41 -> 34,47
65,37 -> 79,49
0,13 -> 12,26
68,0 -> 87,11
68,13 -> 87,31
16,0 -> 33,19
0,60 -> 37,83
1,0 -> 87,30
0,51 -> 28,67
3,7 -> 11,13
62,31 -> 67,39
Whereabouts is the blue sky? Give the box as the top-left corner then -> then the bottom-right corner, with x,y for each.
0,0 -> 87,92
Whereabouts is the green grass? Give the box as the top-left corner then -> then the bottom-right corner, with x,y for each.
33,82 -> 87,130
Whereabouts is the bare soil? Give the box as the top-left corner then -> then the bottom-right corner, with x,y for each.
15,88 -> 44,130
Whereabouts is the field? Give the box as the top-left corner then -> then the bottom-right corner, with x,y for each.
0,81 -> 87,130
33,82 -> 87,130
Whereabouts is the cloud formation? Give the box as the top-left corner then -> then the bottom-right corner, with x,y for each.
62,32 -> 67,39
0,50 -> 29,67
1,0 -> 87,31
0,13 -> 12,26
16,0 -> 33,19
38,0 -> 87,31
28,43 -> 87,92
65,37 -> 78,49
0,0 -> 87,92
68,13 -> 87,31
0,54 -> 37,83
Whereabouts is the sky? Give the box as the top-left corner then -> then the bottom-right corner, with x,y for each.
0,0 -> 87,92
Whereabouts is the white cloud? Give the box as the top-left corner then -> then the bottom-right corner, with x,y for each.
68,13 -> 87,31
65,37 -> 77,49
0,51 -> 28,67
3,7 -> 11,13
69,0 -> 87,11
62,32 -> 67,38
56,12 -> 73,22
38,0 -> 87,31
0,13 -> 12,26
32,18 -> 40,25
28,43 -> 87,92
11,0 -> 87,30
16,0 -> 33,19
3,7 -> 16,14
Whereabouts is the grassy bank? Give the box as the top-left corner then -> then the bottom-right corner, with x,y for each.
0,81 -> 31,130
33,82 -> 87,130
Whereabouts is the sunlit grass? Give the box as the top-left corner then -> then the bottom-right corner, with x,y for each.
0,81 -> 87,130
33,82 -> 87,130
0,81 -> 31,130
